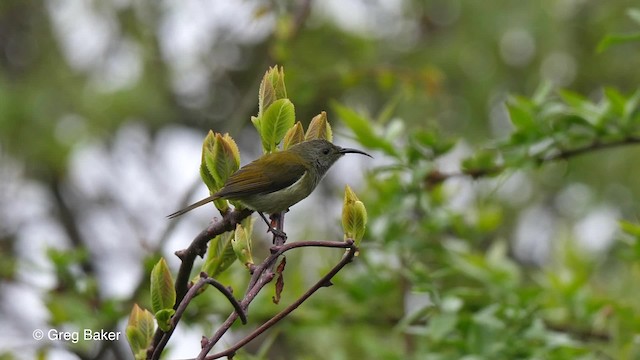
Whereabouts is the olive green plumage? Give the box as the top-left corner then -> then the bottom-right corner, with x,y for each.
168,139 -> 370,218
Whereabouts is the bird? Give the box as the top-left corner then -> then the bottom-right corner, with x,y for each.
168,139 -> 371,232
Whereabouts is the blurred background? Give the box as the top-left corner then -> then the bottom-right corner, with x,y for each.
1,0 -> 640,359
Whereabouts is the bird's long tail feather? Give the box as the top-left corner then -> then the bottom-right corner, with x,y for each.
167,194 -> 220,219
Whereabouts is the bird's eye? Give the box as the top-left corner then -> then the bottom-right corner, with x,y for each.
322,148 -> 330,155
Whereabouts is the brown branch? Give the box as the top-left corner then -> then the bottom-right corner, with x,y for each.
152,273 -> 247,360
426,135 -> 640,187
149,208 -> 253,360
194,239 -> 357,360
203,240 -> 357,360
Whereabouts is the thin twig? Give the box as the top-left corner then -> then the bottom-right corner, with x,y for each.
152,273 -> 247,360
203,240 -> 357,360
426,135 -> 640,186
149,208 -> 253,360
194,239 -> 356,359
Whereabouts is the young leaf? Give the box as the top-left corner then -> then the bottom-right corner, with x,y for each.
342,185 -> 368,247
305,111 -> 333,142
258,69 -> 277,118
283,121 -> 305,150
200,131 -> 219,194
597,33 -> 640,53
232,224 -> 254,269
126,304 -> 155,359
154,308 -> 175,332
258,66 -> 287,118
506,96 -> 536,130
261,98 -> 295,152
332,101 -> 398,156
201,232 -> 237,278
210,133 -> 240,187
150,258 -> 176,315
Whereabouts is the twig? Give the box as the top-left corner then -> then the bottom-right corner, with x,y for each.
194,239 -> 356,359
149,208 -> 253,360
203,240 -> 357,360
176,273 -> 247,327
152,273 -> 247,360
426,135 -> 640,186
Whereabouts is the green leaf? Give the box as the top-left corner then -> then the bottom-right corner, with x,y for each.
506,96 -> 536,130
558,89 -> 603,126
251,115 -> 261,135
210,133 -> 241,187
282,121 -> 305,150
201,131 -> 221,194
232,223 -> 254,269
201,232 -> 237,278
603,87 -> 626,117
597,32 -> 640,53
154,309 -> 175,332
261,98 -> 295,152
150,258 -> 176,315
332,101 -> 398,156
305,111 -> 333,141
619,220 -> 640,238
125,304 -> 155,358
624,89 -> 640,121
258,69 -> 277,118
427,313 -> 458,341
342,185 -> 368,246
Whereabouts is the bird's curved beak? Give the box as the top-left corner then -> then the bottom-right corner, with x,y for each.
339,147 -> 373,158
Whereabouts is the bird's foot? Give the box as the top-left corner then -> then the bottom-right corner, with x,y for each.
268,227 -> 287,240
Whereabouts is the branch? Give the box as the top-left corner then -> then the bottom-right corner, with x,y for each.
149,208 -> 253,360
426,135 -> 640,186
194,239 -> 357,360
204,240 -> 357,360
152,273 -> 247,360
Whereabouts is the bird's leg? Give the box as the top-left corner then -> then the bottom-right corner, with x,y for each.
257,212 -> 287,240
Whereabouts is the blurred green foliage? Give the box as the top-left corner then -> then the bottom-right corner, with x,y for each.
2,1 -> 640,359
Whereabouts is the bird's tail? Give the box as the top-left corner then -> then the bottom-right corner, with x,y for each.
167,194 -> 220,219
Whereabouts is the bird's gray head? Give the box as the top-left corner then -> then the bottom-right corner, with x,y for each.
289,139 -> 371,177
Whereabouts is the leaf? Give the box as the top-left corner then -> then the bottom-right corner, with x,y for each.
342,185 -> 368,246
251,115 -> 261,134
603,87 -> 626,117
232,223 -> 254,269
258,68 -> 277,118
210,133 -> 240,187
199,131 -> 220,195
261,98 -> 295,152
427,313 -> 458,341
125,304 -> 155,358
624,89 -> 640,121
154,308 -> 175,332
282,121 -> 305,150
305,111 -> 333,141
258,66 -> 287,119
558,89 -> 603,126
619,220 -> 640,238
506,97 -> 536,130
272,257 -> 286,304
201,232 -> 237,278
332,101 -> 398,156
597,32 -> 640,53
150,258 -> 176,314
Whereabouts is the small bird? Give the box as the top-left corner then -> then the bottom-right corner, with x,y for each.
168,139 -> 371,227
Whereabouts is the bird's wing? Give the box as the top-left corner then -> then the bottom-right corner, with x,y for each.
216,154 -> 308,198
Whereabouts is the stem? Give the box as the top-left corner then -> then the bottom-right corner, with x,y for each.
194,240 -> 357,360
204,241 -> 357,360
